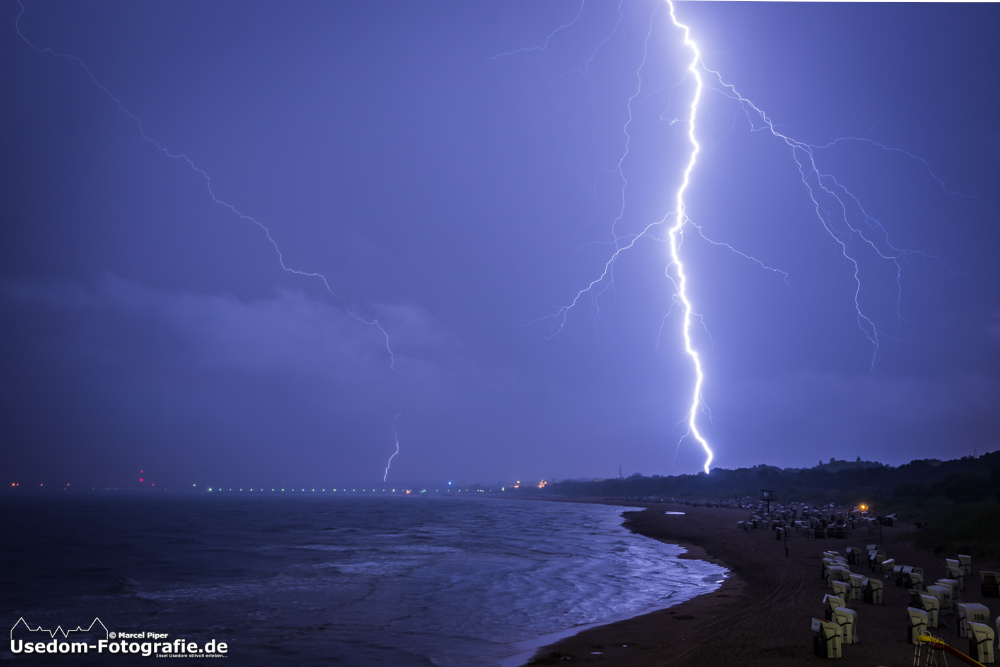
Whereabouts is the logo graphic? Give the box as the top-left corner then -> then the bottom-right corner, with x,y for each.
10,618 -> 228,658
11,617 -> 108,641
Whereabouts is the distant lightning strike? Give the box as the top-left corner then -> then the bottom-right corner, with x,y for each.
383,413 -> 402,482
13,1 -> 395,369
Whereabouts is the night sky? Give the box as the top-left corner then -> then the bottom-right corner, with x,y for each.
2,1 -> 997,489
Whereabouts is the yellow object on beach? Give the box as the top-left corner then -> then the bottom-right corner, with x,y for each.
914,634 -> 986,667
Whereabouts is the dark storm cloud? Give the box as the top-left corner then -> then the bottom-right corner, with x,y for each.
1,1 -> 997,486
3,278 -> 392,376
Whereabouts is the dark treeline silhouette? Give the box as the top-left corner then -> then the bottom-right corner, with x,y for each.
537,451 -> 1000,511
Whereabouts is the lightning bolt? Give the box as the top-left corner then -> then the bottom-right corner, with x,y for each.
383,412 -> 402,482
664,1 -> 711,473
515,1 -> 980,474
13,1 -> 395,369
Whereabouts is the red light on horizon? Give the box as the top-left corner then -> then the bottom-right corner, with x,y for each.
139,478 -> 144,482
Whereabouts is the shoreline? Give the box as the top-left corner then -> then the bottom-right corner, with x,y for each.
519,500 -> 1000,666
501,502 -> 734,667
515,503 -> 749,667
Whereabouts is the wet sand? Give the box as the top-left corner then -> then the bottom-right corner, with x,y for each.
521,503 -> 998,666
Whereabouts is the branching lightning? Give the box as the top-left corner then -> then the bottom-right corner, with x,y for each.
13,1 -> 395,369
564,0 -> 623,76
383,413 -> 402,482
489,0 -> 586,61
698,63 -> 975,368
508,0 -> 978,474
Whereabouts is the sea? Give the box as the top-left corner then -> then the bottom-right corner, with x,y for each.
1,495 -> 726,666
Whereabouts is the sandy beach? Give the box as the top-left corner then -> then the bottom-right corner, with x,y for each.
521,503 -> 998,666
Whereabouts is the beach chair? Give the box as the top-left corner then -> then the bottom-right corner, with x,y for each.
827,566 -> 851,589
981,571 -> 999,598
904,568 -> 924,591
907,607 -> 929,644
926,584 -> 952,611
880,558 -> 895,575
830,606 -> 858,644
863,577 -> 883,605
824,594 -> 846,612
957,602 -> 989,639
832,580 -> 850,600
849,574 -> 865,601
823,596 -> 857,646
919,595 -> 941,628
945,564 -> 965,590
909,590 -> 941,628
938,578 -> 961,602
959,554 -> 972,576
893,564 -> 905,586
812,618 -> 843,658
967,622 -> 995,664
